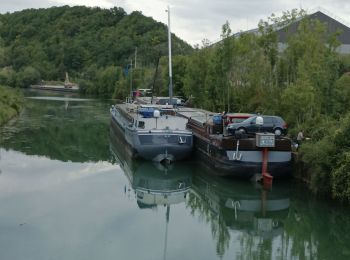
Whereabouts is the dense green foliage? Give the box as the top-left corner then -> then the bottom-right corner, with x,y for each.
180,10 -> 350,201
0,85 -> 23,125
0,6 -> 193,95
301,110 -> 350,201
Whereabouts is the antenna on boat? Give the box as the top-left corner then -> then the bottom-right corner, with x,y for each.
134,47 -> 137,69
0,131 -> 2,174
129,59 -> 133,101
166,6 -> 173,106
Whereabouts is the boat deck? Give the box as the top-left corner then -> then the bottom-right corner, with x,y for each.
178,107 -> 291,151
116,103 -> 189,131
177,107 -> 215,124
134,99 -> 215,125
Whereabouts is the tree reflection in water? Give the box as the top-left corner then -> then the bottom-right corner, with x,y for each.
0,93 -> 111,162
187,166 -> 291,258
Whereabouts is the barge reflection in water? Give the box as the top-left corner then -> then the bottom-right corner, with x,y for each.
189,165 -> 290,257
110,122 -> 292,258
110,134 -> 192,209
110,127 -> 193,259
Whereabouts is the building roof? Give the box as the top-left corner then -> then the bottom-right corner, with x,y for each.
276,11 -> 350,44
232,10 -> 350,45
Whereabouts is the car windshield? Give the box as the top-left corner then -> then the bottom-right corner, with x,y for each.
240,117 -> 255,123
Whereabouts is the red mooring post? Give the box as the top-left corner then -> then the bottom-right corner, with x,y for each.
262,147 -> 273,188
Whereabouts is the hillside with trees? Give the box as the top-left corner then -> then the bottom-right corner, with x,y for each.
0,5 -> 193,96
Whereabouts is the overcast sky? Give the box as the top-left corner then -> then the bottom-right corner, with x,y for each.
1,0 -> 350,46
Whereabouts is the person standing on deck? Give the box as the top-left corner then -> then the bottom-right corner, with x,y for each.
297,130 -> 304,146
222,111 -> 227,135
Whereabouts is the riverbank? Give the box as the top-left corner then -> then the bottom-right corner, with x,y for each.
292,115 -> 350,203
0,85 -> 24,126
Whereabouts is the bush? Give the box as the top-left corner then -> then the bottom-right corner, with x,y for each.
331,152 -> 350,202
16,66 -> 41,88
0,85 -> 24,125
299,112 -> 350,200
0,67 -> 16,87
299,136 -> 335,193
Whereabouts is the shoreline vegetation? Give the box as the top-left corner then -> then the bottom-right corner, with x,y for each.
1,6 -> 350,202
0,85 -> 24,126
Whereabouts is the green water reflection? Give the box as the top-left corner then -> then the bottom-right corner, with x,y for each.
0,91 -> 110,162
0,91 -> 349,260
188,169 -> 290,258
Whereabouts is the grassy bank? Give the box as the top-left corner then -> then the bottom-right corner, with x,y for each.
0,85 -> 24,126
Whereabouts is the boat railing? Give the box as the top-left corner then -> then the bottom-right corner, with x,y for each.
114,104 -> 134,122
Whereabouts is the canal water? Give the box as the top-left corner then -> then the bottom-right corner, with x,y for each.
0,91 -> 349,260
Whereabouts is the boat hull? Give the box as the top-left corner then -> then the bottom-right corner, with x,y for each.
110,109 -> 193,162
135,141 -> 192,162
193,134 -> 292,178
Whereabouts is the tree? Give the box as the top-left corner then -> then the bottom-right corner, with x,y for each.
0,5 -> 193,95
94,65 -> 120,96
333,73 -> 350,115
184,43 -> 211,108
16,66 -> 41,88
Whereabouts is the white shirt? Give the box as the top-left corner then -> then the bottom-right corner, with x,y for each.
297,131 -> 304,141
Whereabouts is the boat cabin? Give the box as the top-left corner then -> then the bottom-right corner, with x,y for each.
225,113 -> 254,125
129,105 -> 188,131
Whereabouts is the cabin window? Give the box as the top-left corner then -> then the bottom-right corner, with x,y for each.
138,121 -> 145,129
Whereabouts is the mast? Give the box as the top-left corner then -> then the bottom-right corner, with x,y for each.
129,59 -> 133,100
163,205 -> 170,260
134,47 -> 137,69
64,72 -> 70,86
167,6 -> 173,105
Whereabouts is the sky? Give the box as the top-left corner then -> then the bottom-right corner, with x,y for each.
1,0 -> 350,46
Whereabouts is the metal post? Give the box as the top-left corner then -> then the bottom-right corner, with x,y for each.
167,6 -> 173,106
129,59 -> 133,99
262,147 -> 273,188
262,147 -> 268,175
134,47 -> 137,69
